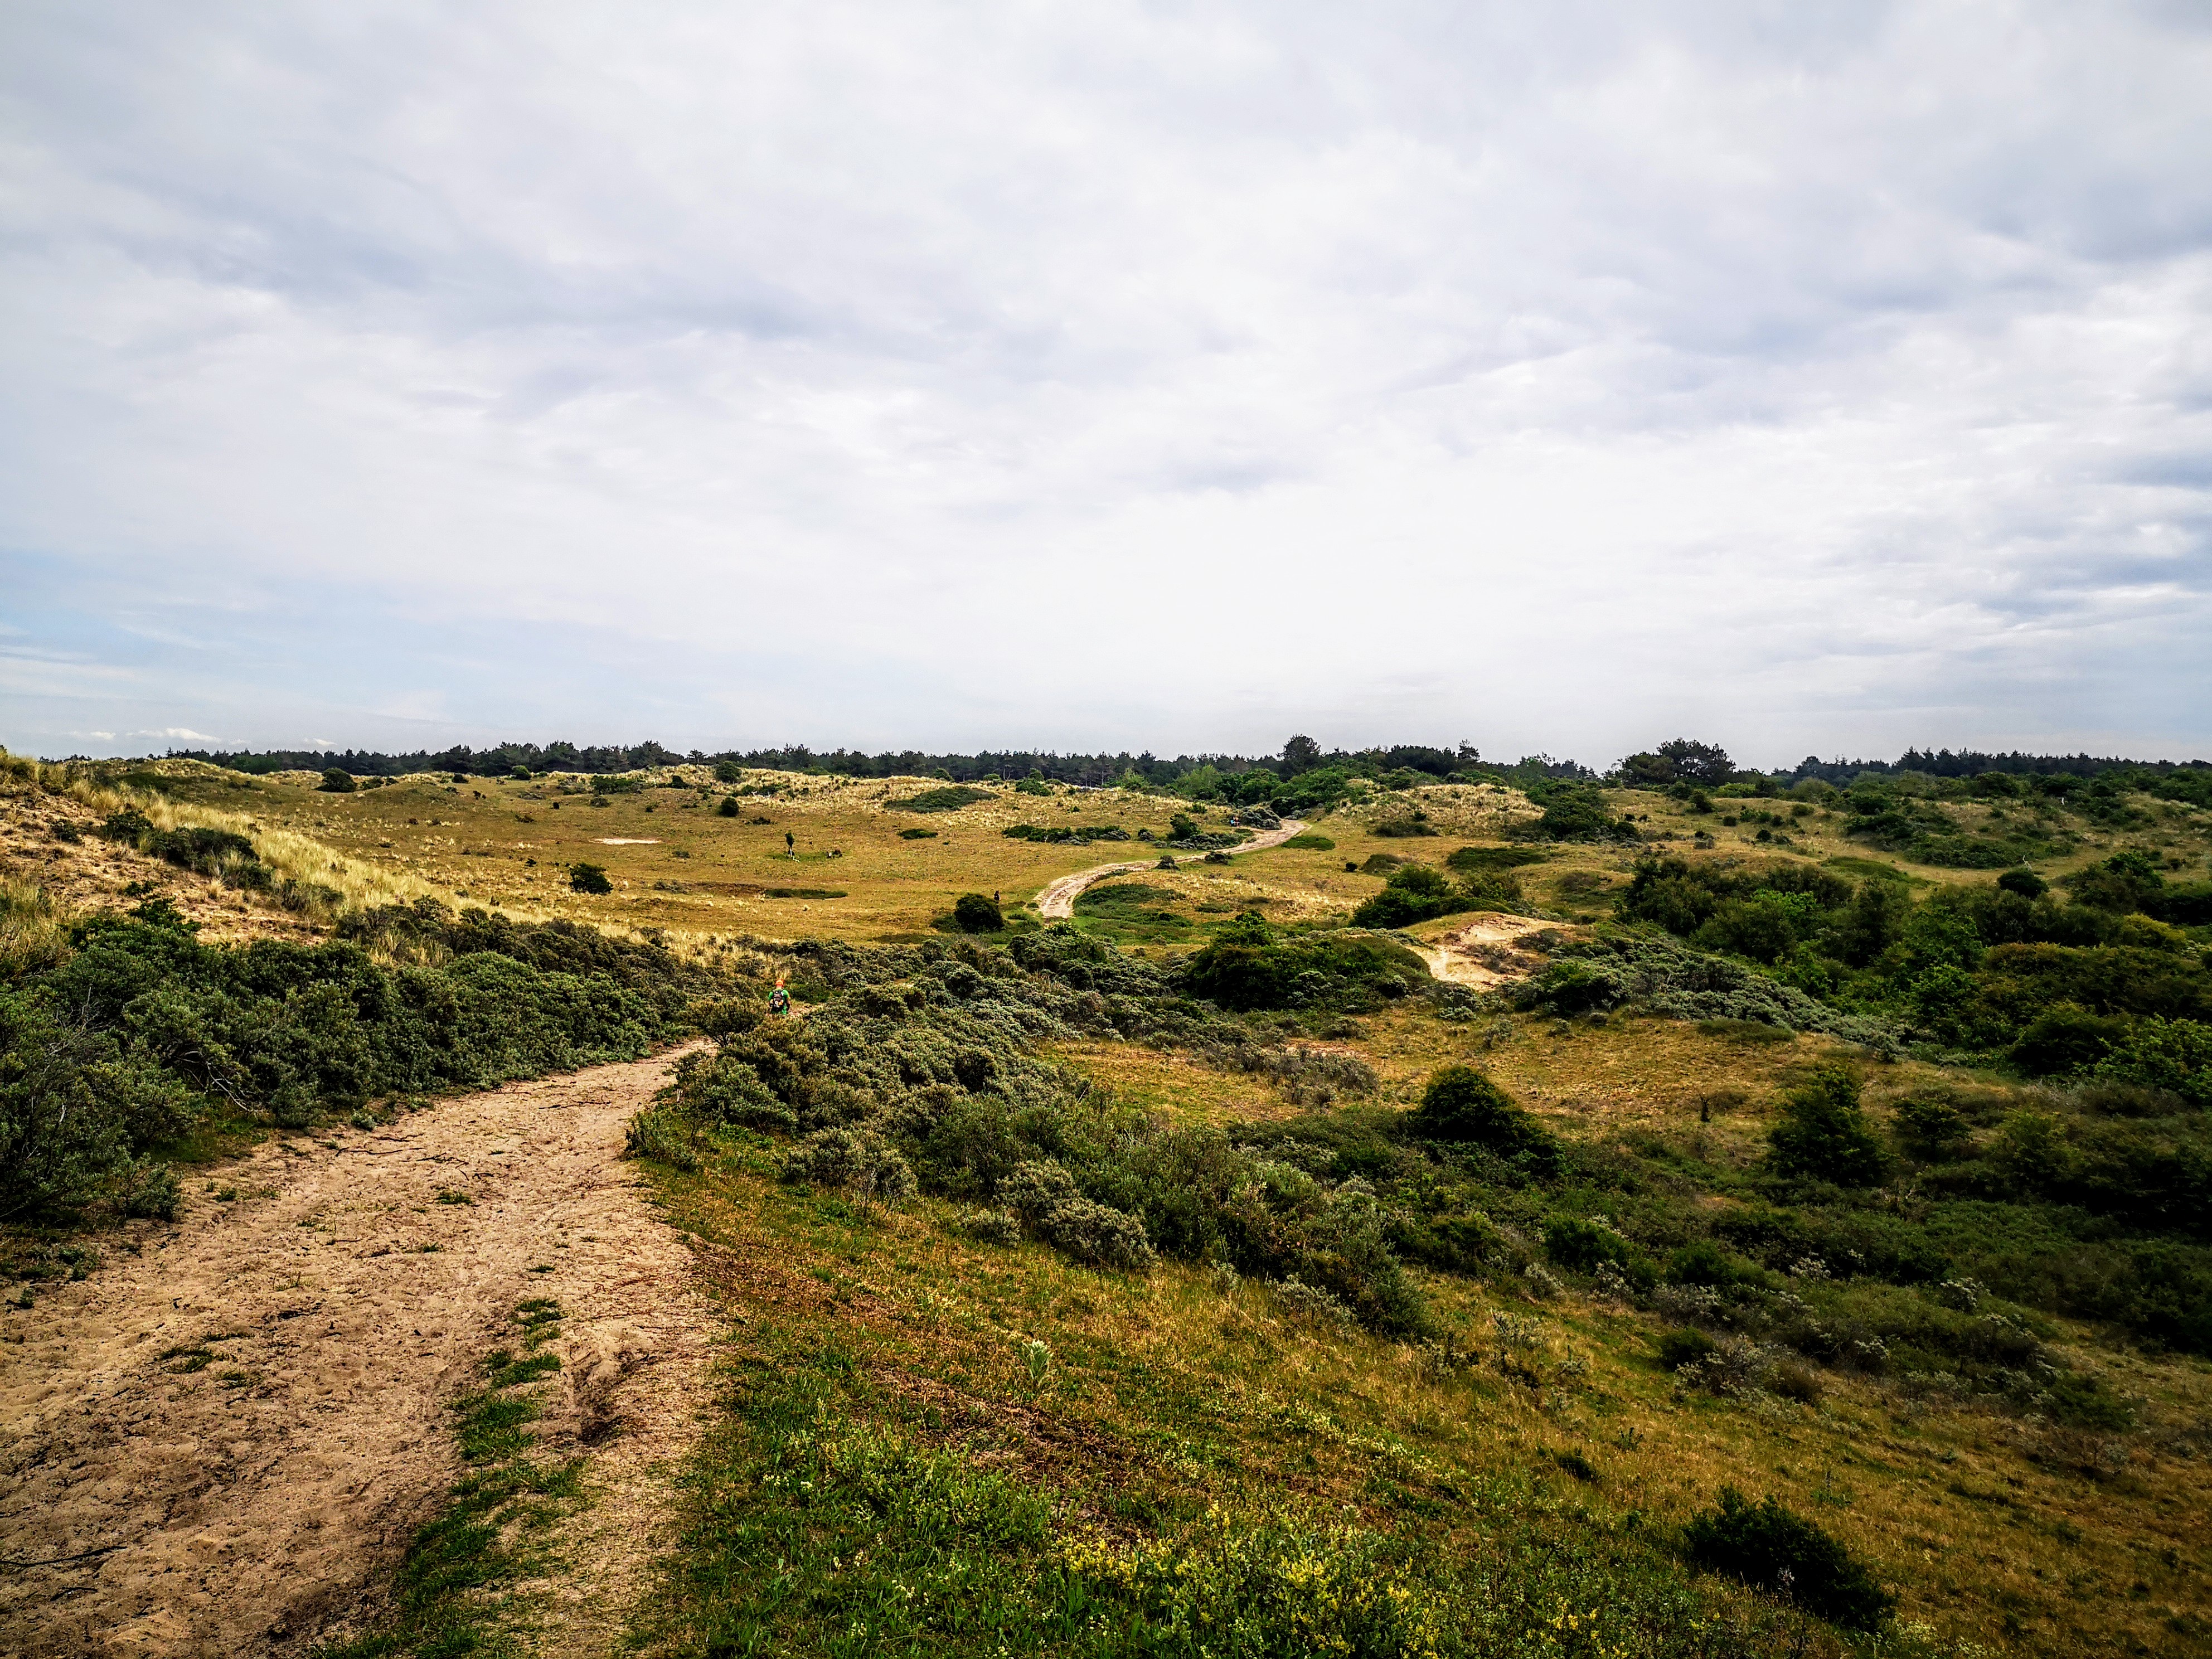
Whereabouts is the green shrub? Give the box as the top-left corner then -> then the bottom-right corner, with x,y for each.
998,1158 -> 1153,1268
1544,1215 -> 1642,1276
623,1104 -> 702,1171
889,785 -> 991,813
783,1127 -> 917,1202
1656,1327 -> 1718,1371
1281,832 -> 1335,850
1893,1095 -> 1973,1161
899,827 -> 937,839
2096,1016 -> 2212,1106
1516,782 -> 1634,842
2013,1005 -> 2127,1074
1182,914 -> 1428,1013
952,894 -> 1004,933
590,774 -> 644,795
1666,1240 -> 1760,1288
569,862 -> 613,895
717,796 -> 740,818
1404,1066 -> 1558,1168
319,768 -> 358,793
1445,846 -> 1549,874
1682,1488 -> 1893,1631
1767,1065 -> 1889,1187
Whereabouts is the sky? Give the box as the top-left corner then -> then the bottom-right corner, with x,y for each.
3,1 -> 2209,770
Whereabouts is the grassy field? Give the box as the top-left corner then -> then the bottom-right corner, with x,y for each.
22,756 -> 2205,956
630,1022 -> 2212,1657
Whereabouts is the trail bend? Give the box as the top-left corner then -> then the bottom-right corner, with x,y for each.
1032,818 -> 1308,920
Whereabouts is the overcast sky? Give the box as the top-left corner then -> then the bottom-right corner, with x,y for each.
3,2 -> 2209,769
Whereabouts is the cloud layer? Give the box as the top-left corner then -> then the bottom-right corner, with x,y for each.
4,1 -> 2209,764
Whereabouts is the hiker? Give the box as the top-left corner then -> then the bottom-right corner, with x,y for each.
769,974 -> 790,1018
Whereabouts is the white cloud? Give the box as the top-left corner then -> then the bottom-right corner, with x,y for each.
1,1 -> 2208,764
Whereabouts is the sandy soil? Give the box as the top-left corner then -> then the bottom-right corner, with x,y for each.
0,1046 -> 717,1658
1033,818 -> 1307,919
1411,912 -> 1554,988
0,787 -> 322,948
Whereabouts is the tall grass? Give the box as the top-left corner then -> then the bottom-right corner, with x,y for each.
0,874 -> 74,981
1,749 -> 528,929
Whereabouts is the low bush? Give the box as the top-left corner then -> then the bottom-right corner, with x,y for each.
889,785 -> 992,813
783,1127 -> 918,1203
1656,1327 -> 1718,1371
2095,1016 -> 2212,1106
1445,846 -> 1550,874
998,1158 -> 1153,1268
319,769 -> 358,793
1280,832 -> 1335,850
1767,1065 -> 1888,1187
1182,912 -> 1430,1013
1682,1488 -> 1893,1631
1352,863 -> 1523,928
3,898 -> 717,1220
953,894 -> 1005,933
570,862 -> 613,895
717,796 -> 740,818
1403,1066 -> 1558,1171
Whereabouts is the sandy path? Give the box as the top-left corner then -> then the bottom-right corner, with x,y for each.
0,1046 -> 716,1659
1033,818 -> 1307,919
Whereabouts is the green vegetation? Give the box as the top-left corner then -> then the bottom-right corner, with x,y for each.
1181,911 -> 1432,1012
319,1299 -> 585,1657
569,861 -> 613,894
1,898 -> 721,1220
1683,1489 -> 1894,1631
1003,822 -> 1131,844
1352,861 -> 1524,928
889,785 -> 994,813
953,893 -> 1005,933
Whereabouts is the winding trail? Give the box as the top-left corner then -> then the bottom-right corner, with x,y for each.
1032,818 -> 1307,919
0,1046 -> 716,1658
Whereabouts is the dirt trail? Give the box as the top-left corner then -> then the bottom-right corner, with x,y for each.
0,1047 -> 717,1658
1033,818 -> 1307,919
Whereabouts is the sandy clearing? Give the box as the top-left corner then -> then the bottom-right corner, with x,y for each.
0,1046 -> 717,1659
1411,912 -> 1553,988
1033,818 -> 1307,919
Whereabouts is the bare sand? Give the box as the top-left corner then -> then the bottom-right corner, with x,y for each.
0,1046 -> 716,1658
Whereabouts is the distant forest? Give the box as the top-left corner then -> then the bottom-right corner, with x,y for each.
168,736 -> 2208,790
